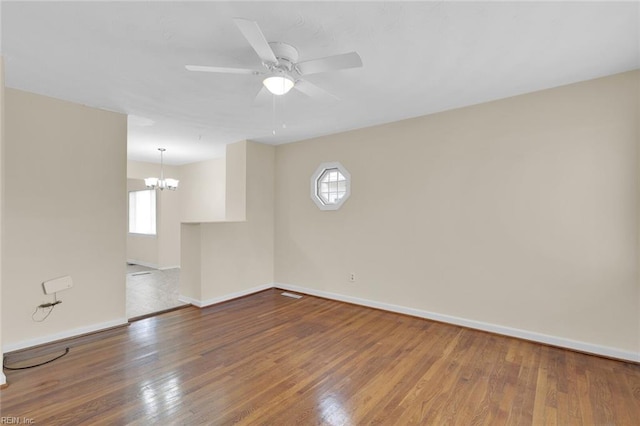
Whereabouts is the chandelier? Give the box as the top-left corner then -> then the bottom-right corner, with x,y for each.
145,148 -> 179,191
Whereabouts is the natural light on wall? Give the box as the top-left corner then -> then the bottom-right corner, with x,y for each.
129,189 -> 156,235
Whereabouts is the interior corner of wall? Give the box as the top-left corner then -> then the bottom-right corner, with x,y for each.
224,140 -> 248,221
179,223 -> 202,301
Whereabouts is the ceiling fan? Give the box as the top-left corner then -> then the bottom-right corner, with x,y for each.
186,18 -> 363,101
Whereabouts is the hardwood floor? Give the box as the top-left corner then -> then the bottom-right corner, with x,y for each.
2,289 -> 639,425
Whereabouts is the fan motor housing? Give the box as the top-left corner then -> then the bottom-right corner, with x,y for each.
269,42 -> 299,71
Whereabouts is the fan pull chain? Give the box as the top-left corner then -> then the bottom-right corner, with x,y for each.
281,94 -> 287,130
271,93 -> 286,136
272,93 -> 276,135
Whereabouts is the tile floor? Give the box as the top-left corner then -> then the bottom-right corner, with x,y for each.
126,264 -> 187,319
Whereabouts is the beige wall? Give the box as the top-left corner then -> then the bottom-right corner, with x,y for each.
200,141 -> 274,300
274,71 -> 640,355
637,70 -> 640,356
127,160 -> 180,182
180,157 -> 226,223
225,141 -> 247,221
180,223 -> 201,301
158,186 -> 181,268
2,89 -> 127,350
0,57 -> 6,384
180,140 -> 274,304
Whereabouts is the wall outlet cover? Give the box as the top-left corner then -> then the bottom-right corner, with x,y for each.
42,276 -> 73,295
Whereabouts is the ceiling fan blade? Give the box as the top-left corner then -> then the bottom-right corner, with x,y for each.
294,79 -> 340,102
185,65 -> 259,75
253,86 -> 272,105
297,52 -> 362,76
233,18 -> 278,64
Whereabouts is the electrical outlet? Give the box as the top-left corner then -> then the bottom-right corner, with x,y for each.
349,273 -> 356,282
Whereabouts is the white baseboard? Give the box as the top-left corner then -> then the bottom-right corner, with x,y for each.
179,283 -> 273,308
0,372 -> 6,385
178,295 -> 200,306
274,282 -> 640,363
2,318 -> 129,353
127,259 -> 158,269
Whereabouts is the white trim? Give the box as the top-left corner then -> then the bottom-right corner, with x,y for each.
127,232 -> 157,238
2,318 -> 129,353
0,372 -> 6,386
178,294 -> 200,306
126,259 -> 158,269
274,282 -> 640,363
126,262 -> 180,271
178,283 -> 272,308
158,265 -> 180,271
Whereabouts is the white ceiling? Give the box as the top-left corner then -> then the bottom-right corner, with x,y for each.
2,1 -> 639,165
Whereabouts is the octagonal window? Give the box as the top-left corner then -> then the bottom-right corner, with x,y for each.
311,162 -> 351,210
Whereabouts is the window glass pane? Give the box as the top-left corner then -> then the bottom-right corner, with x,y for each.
314,165 -> 349,208
320,171 -> 341,204
129,189 -> 156,235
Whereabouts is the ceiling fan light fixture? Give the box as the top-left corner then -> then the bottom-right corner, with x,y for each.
263,74 -> 294,95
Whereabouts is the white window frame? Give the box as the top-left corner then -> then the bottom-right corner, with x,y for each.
310,162 -> 351,211
128,189 -> 157,236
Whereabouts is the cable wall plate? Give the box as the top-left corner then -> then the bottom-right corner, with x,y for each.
42,276 -> 73,295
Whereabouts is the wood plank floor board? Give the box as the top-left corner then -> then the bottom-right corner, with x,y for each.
1,289 -> 639,425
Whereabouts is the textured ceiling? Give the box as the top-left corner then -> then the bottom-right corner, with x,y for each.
2,1 -> 639,165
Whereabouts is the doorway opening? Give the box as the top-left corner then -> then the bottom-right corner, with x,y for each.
126,263 -> 186,319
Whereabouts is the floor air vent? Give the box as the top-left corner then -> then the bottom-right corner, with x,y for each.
281,292 -> 302,299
